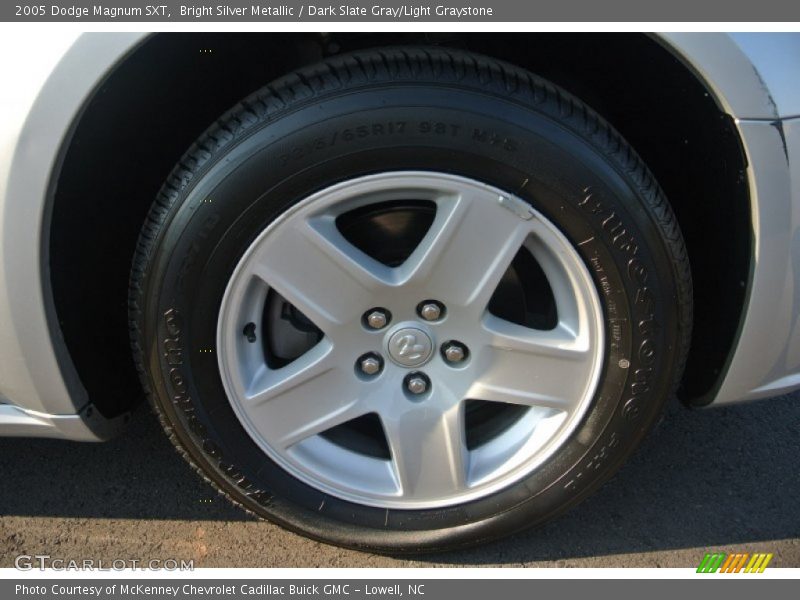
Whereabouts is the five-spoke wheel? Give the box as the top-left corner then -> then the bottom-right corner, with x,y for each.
131,47 -> 690,552
217,172 -> 604,508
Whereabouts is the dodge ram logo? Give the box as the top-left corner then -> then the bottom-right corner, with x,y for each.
387,327 -> 434,367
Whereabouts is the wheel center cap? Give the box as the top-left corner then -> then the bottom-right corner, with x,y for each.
387,327 -> 434,367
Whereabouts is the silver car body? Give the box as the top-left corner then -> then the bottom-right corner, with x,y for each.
0,32 -> 798,441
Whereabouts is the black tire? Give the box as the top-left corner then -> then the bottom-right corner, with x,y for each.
129,47 -> 692,553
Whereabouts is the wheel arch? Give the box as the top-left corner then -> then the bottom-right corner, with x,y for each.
41,32 -> 756,421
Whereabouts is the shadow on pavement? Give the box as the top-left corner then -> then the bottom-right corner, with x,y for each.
1,392 -> 797,563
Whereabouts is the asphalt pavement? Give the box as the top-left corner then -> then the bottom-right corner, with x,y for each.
1,392 -> 798,568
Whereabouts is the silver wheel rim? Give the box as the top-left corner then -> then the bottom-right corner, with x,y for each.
217,171 -> 604,509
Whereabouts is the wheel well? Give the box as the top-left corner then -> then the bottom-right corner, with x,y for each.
49,33 -> 749,417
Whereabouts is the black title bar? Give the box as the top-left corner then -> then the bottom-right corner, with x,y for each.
4,0 -> 800,22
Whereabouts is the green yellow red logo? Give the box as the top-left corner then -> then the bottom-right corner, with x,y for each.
696,552 -> 773,573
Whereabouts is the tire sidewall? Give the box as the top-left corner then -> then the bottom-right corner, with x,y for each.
140,84 -> 679,550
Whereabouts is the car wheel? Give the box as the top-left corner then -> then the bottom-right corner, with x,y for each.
130,47 -> 692,553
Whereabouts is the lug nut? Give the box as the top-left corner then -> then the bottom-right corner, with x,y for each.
365,309 -> 389,330
407,376 -> 428,395
418,301 -> 444,321
357,353 -> 383,377
442,341 -> 469,364
360,357 -> 381,375
444,345 -> 465,363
